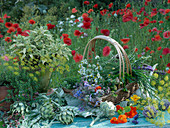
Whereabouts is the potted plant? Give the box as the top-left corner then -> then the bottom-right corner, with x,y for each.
9,26 -> 71,92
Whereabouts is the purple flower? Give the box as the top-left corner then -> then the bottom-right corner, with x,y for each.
132,120 -> 139,124
133,114 -> 139,120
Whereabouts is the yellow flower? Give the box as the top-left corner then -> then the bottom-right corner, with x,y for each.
158,86 -> 163,91
49,68 -> 53,72
14,72 -> 19,76
3,63 -> 9,66
159,80 -> 165,85
153,73 -> 159,79
29,73 -> 34,77
130,95 -> 141,102
164,83 -> 168,87
33,77 -> 38,82
164,76 -> 169,81
35,71 -> 40,75
167,120 -> 170,123
151,80 -> 156,86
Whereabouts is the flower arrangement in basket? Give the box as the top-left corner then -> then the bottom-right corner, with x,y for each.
64,35 -> 157,107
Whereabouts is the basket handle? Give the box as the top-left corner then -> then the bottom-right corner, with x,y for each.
83,35 -> 132,80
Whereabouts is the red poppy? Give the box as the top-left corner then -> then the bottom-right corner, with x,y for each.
160,55 -> 162,58
73,54 -> 83,63
145,1 -> 148,6
144,46 -> 150,52
12,23 -> 19,29
163,31 -> 170,39
84,1 -> 90,5
71,50 -> 76,56
168,0 -> 170,3
62,34 -> 69,38
7,27 -> 15,34
74,19 -> 79,22
162,48 -> 170,55
145,0 -> 151,2
159,9 -> 166,15
165,9 -> 170,14
135,48 -> 138,52
0,34 -> 3,38
100,9 -> 108,16
21,30 -> 30,37
108,3 -> 113,8
126,3 -> 131,8
82,22 -> 91,29
123,10 -> 136,22
95,86 -> 101,92
138,54 -> 142,58
157,47 -> 162,50
167,69 -> 170,74
5,37 -> 12,43
63,37 -> 72,46
5,22 -> 13,28
88,9 -> 93,13
120,38 -> 130,44
150,8 -> 157,17
150,50 -> 154,54
0,18 -> 4,23
72,8 -> 77,13
100,29 -> 110,36
165,16 -> 170,20
110,117 -> 119,124
82,13 -> 89,18
116,105 -> 124,112
93,4 -> 98,8
123,45 -> 129,49
83,17 -> 92,23
74,30 -> 82,36
159,21 -> 164,23
3,14 -> 10,18
167,63 -> 170,67
144,18 -> 150,25
46,23 -> 55,30
29,19 -> 35,24
103,46 -> 111,56
154,34 -> 162,41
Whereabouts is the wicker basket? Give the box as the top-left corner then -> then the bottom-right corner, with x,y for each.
64,35 -> 139,106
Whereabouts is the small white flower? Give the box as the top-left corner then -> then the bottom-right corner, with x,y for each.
88,64 -> 91,67
60,29 -> 63,32
95,55 -> 100,59
69,20 -> 73,24
78,16 -> 83,21
114,13 -> 117,17
66,18 -> 69,20
92,64 -> 96,68
58,21 -> 64,25
77,23 -> 83,27
70,15 -> 76,19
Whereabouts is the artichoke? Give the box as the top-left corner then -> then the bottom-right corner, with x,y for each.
142,106 -> 158,119
90,101 -> 116,126
57,108 -> 75,125
10,101 -> 29,115
39,101 -> 55,119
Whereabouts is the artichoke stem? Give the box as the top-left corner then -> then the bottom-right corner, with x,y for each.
90,113 -> 102,127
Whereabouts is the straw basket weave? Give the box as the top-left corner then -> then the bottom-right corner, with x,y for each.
64,35 -> 139,106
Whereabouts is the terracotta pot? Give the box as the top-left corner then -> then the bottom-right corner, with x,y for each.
0,86 -> 14,111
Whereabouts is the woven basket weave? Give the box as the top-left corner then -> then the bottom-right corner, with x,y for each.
64,35 -> 139,106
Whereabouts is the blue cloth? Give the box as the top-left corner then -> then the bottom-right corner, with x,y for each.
51,111 -> 170,128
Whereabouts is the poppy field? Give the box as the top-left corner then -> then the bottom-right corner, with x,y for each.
0,0 -> 170,128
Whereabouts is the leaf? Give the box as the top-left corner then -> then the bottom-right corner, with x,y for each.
124,106 -> 131,112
